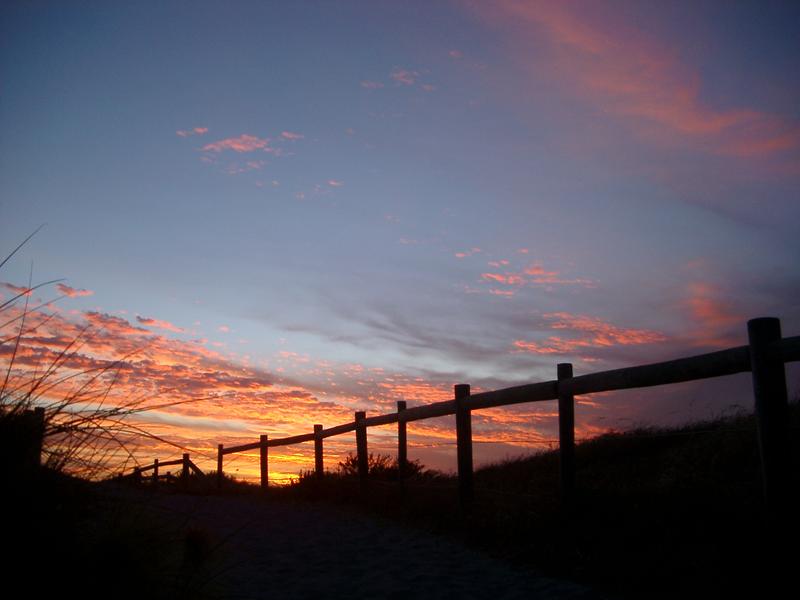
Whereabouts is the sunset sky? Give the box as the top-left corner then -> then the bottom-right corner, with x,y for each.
2,1 -> 799,481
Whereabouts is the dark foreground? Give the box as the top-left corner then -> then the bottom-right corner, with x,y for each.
5,406 -> 798,599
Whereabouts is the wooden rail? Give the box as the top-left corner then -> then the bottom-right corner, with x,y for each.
135,318 -> 798,515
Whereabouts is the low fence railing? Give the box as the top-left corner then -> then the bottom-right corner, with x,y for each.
133,317 -> 800,512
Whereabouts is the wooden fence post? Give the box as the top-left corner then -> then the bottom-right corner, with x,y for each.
748,317 -> 790,516
558,363 -> 575,506
217,444 -> 224,489
355,411 -> 368,486
153,458 -> 159,485
314,424 -> 323,478
397,400 -> 407,483
260,434 -> 269,490
455,384 -> 473,507
181,453 -> 190,482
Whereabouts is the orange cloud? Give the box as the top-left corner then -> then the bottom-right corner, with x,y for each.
469,1 -> 800,163
514,312 -> 666,356
56,284 -> 94,298
481,272 -> 525,286
480,262 -> 592,289
136,316 -> 183,333
202,134 -> 271,153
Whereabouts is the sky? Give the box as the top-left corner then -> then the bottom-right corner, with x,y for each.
2,0 -> 799,481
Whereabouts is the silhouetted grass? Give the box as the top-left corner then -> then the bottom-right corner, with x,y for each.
273,405 -> 799,599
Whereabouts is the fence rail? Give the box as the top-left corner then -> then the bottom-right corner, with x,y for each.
132,317 -> 798,514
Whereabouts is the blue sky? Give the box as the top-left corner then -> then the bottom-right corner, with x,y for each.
2,1 -> 799,476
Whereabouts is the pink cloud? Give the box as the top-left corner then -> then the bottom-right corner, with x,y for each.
449,49 -> 464,59
391,68 -> 418,86
176,127 -> 209,137
327,180 -> 344,187
468,1 -> 800,163
281,131 -> 304,140
361,80 -> 385,89
202,134 -> 271,153
684,282 -> 741,347
55,284 -> 94,298
218,325 -> 230,333
455,248 -> 482,259
481,272 -> 525,286
3,282 -> 32,296
136,316 -> 184,333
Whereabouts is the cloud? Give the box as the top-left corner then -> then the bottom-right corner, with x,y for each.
280,131 -> 304,140
479,261 -> 593,289
684,282 -> 742,347
482,272 -> 525,286
468,1 -> 800,164
360,80 -> 385,89
455,248 -> 482,259
202,134 -> 271,153
513,312 -> 666,356
56,284 -> 94,298
448,49 -> 464,59
327,180 -> 344,187
84,311 -> 152,336
176,127 -> 209,137
136,316 -> 184,333
2,282 -> 32,296
390,68 -> 418,86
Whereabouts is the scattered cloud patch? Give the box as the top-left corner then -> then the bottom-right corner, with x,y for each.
455,247 -> 482,259
390,68 -> 418,86
56,284 -> 94,298
136,316 -> 184,333
514,312 -> 666,356
202,134 -> 271,153
176,127 -> 208,137
281,131 -> 304,140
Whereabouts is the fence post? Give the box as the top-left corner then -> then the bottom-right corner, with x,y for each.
748,317 -> 790,516
397,401 -> 407,483
355,411 -> 368,487
217,444 -> 224,489
182,453 -> 190,482
153,458 -> 159,485
558,363 -> 575,506
314,425 -> 323,478
260,434 -> 269,490
455,384 -> 473,507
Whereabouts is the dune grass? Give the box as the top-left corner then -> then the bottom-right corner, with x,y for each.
271,404 -> 799,599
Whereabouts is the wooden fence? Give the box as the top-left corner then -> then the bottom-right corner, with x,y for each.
133,317 -> 800,512
128,453 -> 204,484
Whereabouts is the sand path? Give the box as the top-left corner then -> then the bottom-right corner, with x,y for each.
135,492 -> 604,599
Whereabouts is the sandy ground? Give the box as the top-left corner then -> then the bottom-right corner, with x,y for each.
109,489 -> 607,600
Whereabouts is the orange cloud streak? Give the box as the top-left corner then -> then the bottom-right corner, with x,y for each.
470,1 -> 800,162
514,312 -> 666,355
